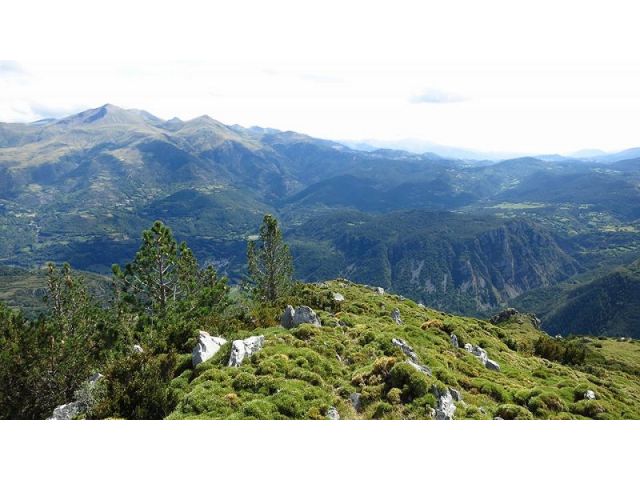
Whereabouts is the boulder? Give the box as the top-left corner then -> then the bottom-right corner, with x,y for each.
392,338 -> 418,362
332,292 -> 345,302
584,390 -> 596,400
132,344 -> 144,354
450,333 -> 459,349
326,407 -> 340,420
350,393 -> 362,413
485,359 -> 501,371
464,343 -> 473,352
192,331 -> 227,367
228,335 -> 265,367
433,386 -> 456,420
391,308 -> 403,325
370,286 -> 385,295
280,305 -> 321,329
418,303 -> 426,309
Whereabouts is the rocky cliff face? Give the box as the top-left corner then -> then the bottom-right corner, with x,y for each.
391,220 -> 581,314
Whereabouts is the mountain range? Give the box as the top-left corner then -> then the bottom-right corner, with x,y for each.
1,104 -> 640,336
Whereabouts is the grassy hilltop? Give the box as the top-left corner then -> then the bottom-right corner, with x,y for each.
166,280 -> 640,420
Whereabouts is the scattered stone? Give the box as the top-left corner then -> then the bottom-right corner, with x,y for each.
280,305 -> 321,329
228,335 -> 265,367
555,334 -> 563,339
485,359 -> 501,371
192,331 -> 227,367
418,303 -> 426,309
132,344 -> 144,354
406,359 -> 432,376
427,407 -> 436,419
464,343 -> 473,352
433,386 -> 456,420
326,407 -> 340,420
350,393 -> 362,413
494,417 -> 504,420
371,286 -> 385,295
392,338 -> 418,362
332,292 -> 345,302
584,390 -> 596,400
471,345 -> 489,365
391,308 -> 403,325
450,333 -> 459,349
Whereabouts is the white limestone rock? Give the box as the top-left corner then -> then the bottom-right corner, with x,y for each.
228,335 -> 265,367
326,407 -> 340,420
280,305 -> 321,329
485,359 -> 501,371
433,386 -> 456,420
392,338 -> 419,363
391,308 -> 403,325
192,331 -> 227,367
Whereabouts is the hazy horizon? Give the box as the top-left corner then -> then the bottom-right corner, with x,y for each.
3,2 -> 640,155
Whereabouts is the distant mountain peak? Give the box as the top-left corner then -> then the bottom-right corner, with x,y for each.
55,104 -> 161,127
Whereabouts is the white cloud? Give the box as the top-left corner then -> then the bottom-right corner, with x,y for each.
1,1 -> 640,154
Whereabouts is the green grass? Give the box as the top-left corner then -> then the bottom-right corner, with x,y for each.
166,280 -> 640,419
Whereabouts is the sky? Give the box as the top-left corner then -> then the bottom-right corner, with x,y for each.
2,0 -> 640,155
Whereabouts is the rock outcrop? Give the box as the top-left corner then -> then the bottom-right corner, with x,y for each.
471,345 -> 489,364
228,335 -> 265,367
433,386 -> 456,420
392,338 -> 418,362
350,393 -> 362,413
485,359 -> 501,371
332,292 -> 345,302
326,407 -> 340,420
280,305 -> 321,329
391,308 -> 403,325
450,333 -> 459,349
392,338 -> 432,376
584,390 -> 596,400
406,359 -> 432,376
48,373 -> 104,420
192,331 -> 227,367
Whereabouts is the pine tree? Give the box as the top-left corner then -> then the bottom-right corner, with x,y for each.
112,221 -> 229,347
247,214 -> 294,304
113,221 -> 179,316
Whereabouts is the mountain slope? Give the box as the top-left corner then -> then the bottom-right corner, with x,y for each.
165,280 -> 640,419
289,211 -> 580,315
541,260 -> 640,337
